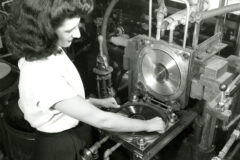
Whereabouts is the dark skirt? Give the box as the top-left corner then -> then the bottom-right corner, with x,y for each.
32,124 -> 93,160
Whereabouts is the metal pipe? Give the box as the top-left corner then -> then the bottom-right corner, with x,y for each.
156,0 -> 166,40
222,115 -> 240,131
198,3 -> 240,21
192,0 -> 204,49
0,53 -> 13,59
82,136 -> 110,160
226,142 -> 240,160
168,21 -> 178,43
98,35 -> 104,58
0,9 -> 9,16
225,74 -> 240,96
156,12 -> 164,40
214,0 -> 227,35
192,22 -> 200,49
169,29 -> 174,43
149,0 -> 153,38
218,129 -> 240,159
96,79 -> 101,98
180,0 -> 190,49
1,0 -> 14,8
235,22 -> 240,56
199,109 -> 217,150
103,143 -> 122,160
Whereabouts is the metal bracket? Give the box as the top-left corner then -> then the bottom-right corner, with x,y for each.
195,32 -> 227,62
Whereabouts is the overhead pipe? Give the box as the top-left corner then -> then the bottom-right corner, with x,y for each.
214,0 -> 227,34
101,0 -> 167,51
162,0 -> 190,48
195,3 -> 240,21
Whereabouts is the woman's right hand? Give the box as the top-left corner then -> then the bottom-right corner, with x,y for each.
146,117 -> 166,134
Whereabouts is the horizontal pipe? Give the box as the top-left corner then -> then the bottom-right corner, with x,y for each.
199,3 -> 240,20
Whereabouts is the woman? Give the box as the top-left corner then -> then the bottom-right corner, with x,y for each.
5,0 -> 166,160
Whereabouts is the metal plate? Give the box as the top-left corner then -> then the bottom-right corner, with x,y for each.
141,48 -> 181,96
138,43 -> 188,102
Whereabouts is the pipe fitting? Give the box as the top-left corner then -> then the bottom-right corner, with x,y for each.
82,136 -> 109,160
103,143 -> 122,160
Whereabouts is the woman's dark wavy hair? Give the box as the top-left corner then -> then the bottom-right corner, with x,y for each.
5,0 -> 93,61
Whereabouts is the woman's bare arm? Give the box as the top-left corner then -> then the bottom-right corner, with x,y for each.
54,96 -> 165,133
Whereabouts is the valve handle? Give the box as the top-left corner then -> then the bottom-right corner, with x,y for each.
219,83 -> 228,110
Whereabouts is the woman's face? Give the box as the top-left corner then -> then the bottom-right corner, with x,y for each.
55,17 -> 81,48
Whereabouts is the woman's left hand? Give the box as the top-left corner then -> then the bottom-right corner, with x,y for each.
98,97 -> 120,109
88,97 -> 120,109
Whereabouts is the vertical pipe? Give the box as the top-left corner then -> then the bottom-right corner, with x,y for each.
214,0 -> 226,36
98,35 -> 104,57
207,117 -> 217,148
181,0 -> 190,49
97,79 -> 101,98
156,0 -> 166,40
192,23 -> 200,49
192,0 -> 204,49
235,23 -> 240,56
197,102 -> 218,160
102,78 -> 107,97
156,12 -> 163,40
199,110 -> 214,149
149,0 -> 152,37
169,29 -> 174,43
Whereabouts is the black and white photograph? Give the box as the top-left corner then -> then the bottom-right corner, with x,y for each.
1,0 -> 240,160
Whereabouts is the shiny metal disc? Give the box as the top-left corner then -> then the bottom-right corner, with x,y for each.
140,48 -> 181,96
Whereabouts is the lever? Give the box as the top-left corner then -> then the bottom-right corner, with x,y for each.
218,83 -> 228,111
